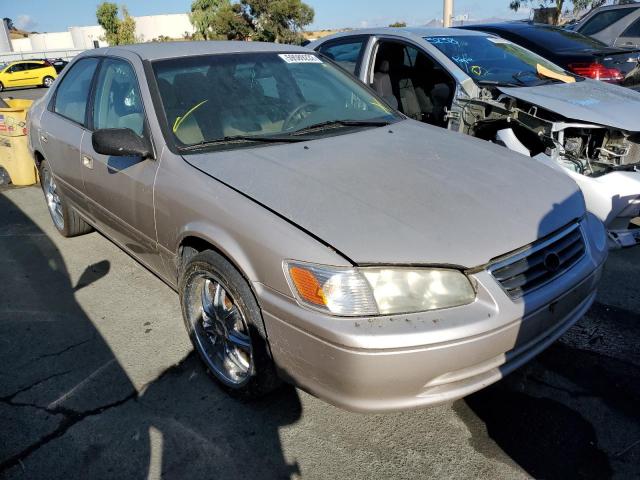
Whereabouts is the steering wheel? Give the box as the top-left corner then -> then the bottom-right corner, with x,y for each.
282,102 -> 318,131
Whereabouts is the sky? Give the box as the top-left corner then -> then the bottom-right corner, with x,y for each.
1,0 -> 531,33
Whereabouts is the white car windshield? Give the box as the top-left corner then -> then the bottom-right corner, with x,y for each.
153,52 -> 400,149
426,35 -> 580,87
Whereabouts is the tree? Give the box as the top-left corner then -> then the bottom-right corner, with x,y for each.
389,21 -> 407,27
190,0 -> 227,39
188,0 -> 314,44
2,18 -> 15,31
96,2 -> 138,45
117,6 -> 137,45
97,2 -> 120,45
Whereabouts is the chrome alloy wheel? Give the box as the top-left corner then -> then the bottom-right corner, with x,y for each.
43,167 -> 64,230
189,276 -> 253,386
43,77 -> 54,87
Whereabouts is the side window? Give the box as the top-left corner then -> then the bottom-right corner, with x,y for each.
53,58 -> 99,125
580,8 -> 635,35
9,64 -> 25,73
622,17 -> 640,37
92,58 -> 145,136
318,38 -> 367,74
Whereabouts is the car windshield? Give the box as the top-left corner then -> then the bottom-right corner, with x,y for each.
425,35 -> 577,87
152,52 -> 399,149
516,26 -> 608,52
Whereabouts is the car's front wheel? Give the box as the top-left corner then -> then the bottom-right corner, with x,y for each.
180,249 -> 281,398
0,82 -> 4,92
39,160 -> 92,237
42,76 -> 55,88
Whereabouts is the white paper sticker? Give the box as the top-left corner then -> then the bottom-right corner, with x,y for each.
278,53 -> 323,64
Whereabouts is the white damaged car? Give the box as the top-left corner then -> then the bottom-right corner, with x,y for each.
311,28 -> 640,247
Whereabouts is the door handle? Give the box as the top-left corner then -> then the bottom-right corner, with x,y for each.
82,155 -> 94,169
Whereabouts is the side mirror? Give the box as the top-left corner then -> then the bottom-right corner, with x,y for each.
92,128 -> 153,159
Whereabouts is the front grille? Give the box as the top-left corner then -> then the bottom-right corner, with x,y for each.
489,222 -> 586,299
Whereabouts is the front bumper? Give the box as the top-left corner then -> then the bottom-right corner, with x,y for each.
257,262 -> 604,413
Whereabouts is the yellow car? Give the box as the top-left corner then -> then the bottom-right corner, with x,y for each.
0,60 -> 58,92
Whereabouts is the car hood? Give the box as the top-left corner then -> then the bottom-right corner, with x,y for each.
498,80 -> 640,131
184,121 -> 585,267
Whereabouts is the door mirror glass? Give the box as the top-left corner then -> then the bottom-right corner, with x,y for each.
92,128 -> 153,158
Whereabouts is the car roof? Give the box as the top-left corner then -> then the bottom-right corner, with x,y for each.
10,59 -> 47,64
459,22 -> 558,32
85,41 -> 312,61
584,3 -> 640,11
316,27 -> 491,42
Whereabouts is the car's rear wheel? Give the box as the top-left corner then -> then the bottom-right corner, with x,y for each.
39,160 -> 92,237
43,76 -> 55,88
180,249 -> 281,398
0,82 -> 4,92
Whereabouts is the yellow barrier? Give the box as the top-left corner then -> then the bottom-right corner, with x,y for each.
0,98 -> 37,186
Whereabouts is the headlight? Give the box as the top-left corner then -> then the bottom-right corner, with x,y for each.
585,213 -> 607,252
284,261 -> 476,316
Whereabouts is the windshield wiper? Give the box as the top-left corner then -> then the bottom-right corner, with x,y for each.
178,134 -> 307,151
290,119 -> 392,136
475,79 -> 521,88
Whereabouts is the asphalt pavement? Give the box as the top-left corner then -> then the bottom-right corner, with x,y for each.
0,185 -> 639,480
0,88 -> 47,103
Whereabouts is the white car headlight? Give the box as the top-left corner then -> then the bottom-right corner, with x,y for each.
284,261 -> 476,316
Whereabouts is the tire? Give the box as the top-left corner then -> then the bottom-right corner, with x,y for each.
39,160 -> 93,237
179,249 -> 281,398
0,82 -> 4,92
43,76 -> 55,88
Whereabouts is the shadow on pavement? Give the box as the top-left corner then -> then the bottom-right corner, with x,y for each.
0,192 -> 301,478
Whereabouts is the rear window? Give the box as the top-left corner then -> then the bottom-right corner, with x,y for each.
514,26 -> 607,51
579,8 -> 637,36
622,17 -> 640,37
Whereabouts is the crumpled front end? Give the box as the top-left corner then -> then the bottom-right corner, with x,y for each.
447,86 -> 640,248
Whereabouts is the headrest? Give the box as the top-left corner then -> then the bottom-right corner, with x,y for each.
378,60 -> 390,74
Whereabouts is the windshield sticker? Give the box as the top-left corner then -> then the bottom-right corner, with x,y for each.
452,55 -> 473,65
426,36 -> 459,45
487,37 -> 510,44
279,54 -> 323,64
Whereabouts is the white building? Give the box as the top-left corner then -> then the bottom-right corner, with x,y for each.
2,13 -> 196,57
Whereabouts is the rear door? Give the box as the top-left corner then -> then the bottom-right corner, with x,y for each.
21,63 -> 43,86
80,56 -> 160,268
38,57 -> 100,212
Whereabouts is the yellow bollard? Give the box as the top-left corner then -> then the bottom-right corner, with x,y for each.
0,98 -> 38,186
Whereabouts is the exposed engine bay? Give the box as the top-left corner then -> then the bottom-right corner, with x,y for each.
446,86 -> 640,247
447,86 -> 640,176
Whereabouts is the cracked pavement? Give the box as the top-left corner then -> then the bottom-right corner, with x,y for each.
1,185 -> 639,479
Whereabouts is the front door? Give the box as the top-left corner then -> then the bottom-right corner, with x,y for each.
80,56 -> 160,270
4,63 -> 29,87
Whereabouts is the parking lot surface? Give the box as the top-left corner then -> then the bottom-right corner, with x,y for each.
1,88 -> 47,103
1,183 -> 639,479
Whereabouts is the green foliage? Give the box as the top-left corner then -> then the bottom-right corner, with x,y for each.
118,6 -> 137,45
188,0 -> 314,44
97,2 -> 121,45
389,21 -> 407,27
96,2 -> 138,45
